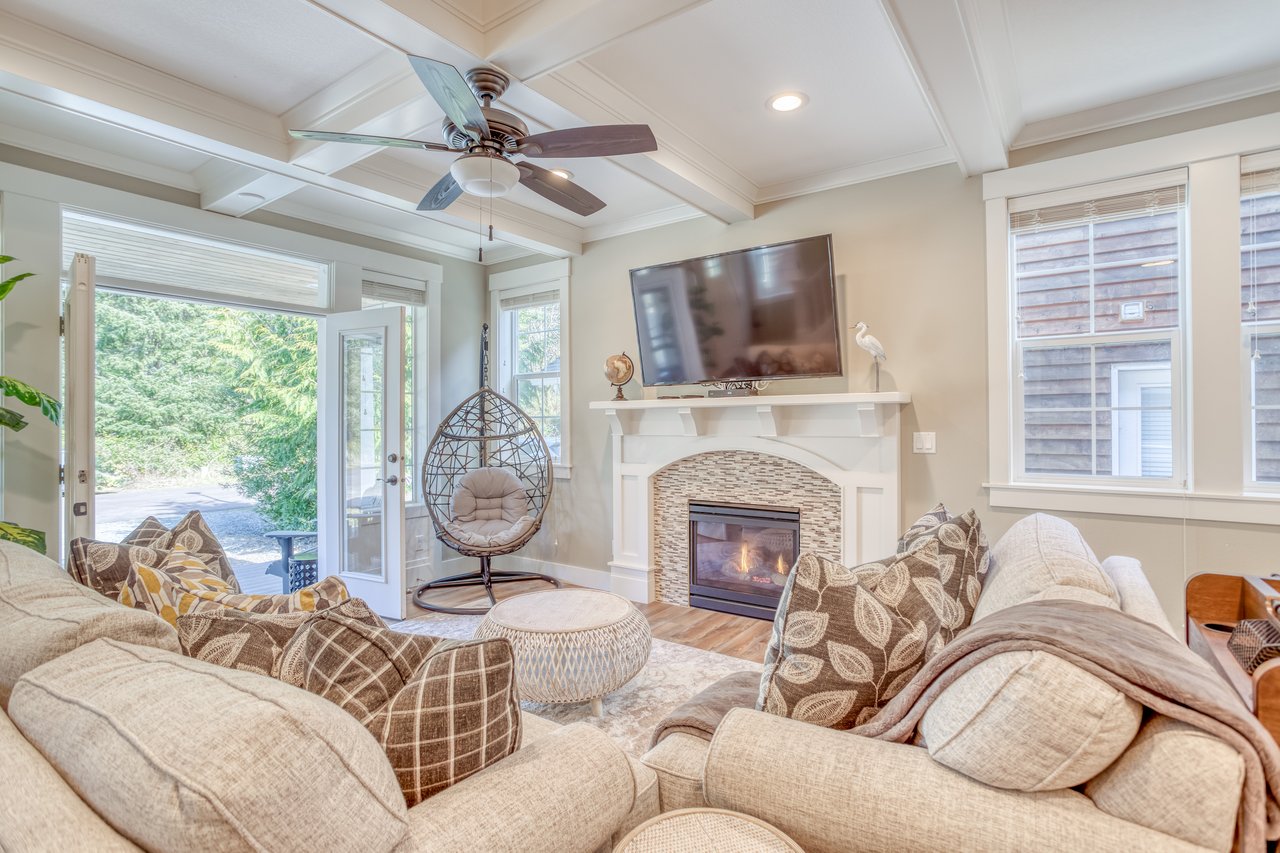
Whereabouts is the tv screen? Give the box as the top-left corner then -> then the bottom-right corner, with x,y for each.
629,234 -> 841,386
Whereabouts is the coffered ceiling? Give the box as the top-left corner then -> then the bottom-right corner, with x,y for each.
0,0 -> 1277,264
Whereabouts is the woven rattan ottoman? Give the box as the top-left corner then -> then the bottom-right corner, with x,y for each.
476,588 -> 651,715
614,808 -> 803,852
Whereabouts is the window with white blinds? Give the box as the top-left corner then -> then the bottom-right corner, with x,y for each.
1243,151 -> 1280,485
1009,176 -> 1186,484
62,211 -> 329,308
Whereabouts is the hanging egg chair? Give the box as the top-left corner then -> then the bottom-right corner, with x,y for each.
414,367 -> 559,614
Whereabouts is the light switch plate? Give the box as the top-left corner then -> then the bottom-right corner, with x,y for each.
913,432 -> 936,454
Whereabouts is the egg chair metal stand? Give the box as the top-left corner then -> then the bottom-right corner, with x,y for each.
413,327 -> 559,614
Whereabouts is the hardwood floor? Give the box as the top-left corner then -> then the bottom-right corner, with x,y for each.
406,578 -> 771,662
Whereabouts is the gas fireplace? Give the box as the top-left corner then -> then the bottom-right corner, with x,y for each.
688,501 -> 801,620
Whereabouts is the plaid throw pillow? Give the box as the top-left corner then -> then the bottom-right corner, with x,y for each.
757,509 -> 988,729
279,606 -> 448,721
177,599 -> 385,677
365,638 -> 521,805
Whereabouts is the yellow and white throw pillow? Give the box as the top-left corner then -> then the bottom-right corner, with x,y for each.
121,552 -> 350,628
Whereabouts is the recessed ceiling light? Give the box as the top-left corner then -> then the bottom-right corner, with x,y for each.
768,92 -> 808,112
1140,259 -> 1175,267
550,168 -> 573,180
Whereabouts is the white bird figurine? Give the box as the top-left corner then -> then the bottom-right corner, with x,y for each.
851,321 -> 886,391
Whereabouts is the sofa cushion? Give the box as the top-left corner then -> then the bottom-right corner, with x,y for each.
150,510 -> 240,591
0,541 -> 178,710
366,637 -> 522,806
8,639 -> 407,853
120,554 -> 349,628
1085,715 -> 1243,852
177,598 -> 384,677
920,648 -> 1143,791
279,606 -> 447,721
0,710 -> 141,852
973,513 -> 1118,622
757,510 -> 987,729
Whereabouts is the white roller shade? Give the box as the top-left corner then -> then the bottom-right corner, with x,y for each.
498,288 -> 559,311
62,211 -> 329,308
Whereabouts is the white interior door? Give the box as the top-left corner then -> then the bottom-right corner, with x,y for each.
318,306 -> 406,618
63,253 -> 95,544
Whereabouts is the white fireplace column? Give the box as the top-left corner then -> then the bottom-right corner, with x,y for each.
589,393 -> 911,603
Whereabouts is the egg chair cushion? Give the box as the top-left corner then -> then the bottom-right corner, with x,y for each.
445,467 -> 536,549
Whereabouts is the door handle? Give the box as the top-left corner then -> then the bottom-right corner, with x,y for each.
384,475 -> 400,487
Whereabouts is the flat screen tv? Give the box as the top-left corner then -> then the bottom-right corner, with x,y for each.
629,234 -> 841,387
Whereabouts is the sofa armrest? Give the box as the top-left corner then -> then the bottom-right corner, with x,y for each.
704,709 -> 1210,853
398,723 -> 634,853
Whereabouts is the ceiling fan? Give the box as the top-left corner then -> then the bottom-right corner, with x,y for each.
290,55 -> 657,218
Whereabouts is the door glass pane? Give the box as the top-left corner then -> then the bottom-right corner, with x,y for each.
342,329 -> 384,578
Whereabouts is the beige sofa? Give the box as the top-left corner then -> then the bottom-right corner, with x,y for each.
0,540 -> 657,853
642,513 -> 1250,853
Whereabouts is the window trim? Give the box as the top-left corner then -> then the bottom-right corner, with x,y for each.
983,111 -> 1280,524
488,259 -> 571,480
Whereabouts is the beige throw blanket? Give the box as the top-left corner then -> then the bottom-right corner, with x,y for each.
849,600 -> 1280,852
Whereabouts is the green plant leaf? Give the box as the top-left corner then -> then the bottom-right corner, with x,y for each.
0,255 -> 14,265
0,271 -> 35,303
0,521 -> 46,555
0,406 -> 28,432
0,376 -> 61,424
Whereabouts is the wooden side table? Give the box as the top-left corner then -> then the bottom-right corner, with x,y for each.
1185,572 -> 1280,744
614,808 -> 803,853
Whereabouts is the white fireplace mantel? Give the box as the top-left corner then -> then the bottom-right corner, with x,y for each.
588,392 -> 911,603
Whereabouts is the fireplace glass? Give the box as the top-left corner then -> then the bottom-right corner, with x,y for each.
688,502 -> 801,620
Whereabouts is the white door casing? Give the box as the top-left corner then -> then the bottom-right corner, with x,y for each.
63,253 -> 96,544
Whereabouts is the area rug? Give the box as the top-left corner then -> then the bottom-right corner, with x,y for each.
392,613 -> 762,757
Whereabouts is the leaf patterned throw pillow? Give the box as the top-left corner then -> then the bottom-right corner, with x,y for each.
757,509 -> 988,729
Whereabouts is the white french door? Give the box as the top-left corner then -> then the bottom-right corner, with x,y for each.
318,306 -> 407,618
63,253 -> 96,544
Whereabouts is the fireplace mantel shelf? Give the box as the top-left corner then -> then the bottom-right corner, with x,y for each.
589,391 -> 910,439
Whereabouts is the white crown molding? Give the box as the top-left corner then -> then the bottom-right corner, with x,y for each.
755,146 -> 956,204
0,120 -> 202,192
582,204 -> 705,244
1013,61 -> 1280,150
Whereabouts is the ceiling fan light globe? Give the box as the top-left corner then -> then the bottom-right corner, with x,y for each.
449,154 -> 520,197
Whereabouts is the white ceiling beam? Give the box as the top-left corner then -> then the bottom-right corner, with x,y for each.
878,0 -> 1010,176
194,160 -> 308,216
485,0 -> 712,80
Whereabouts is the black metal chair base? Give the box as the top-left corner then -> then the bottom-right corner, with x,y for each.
412,555 -> 561,615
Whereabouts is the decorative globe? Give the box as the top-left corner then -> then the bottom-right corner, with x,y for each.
604,352 -> 634,386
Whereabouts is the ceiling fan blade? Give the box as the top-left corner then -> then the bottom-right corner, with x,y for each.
417,172 -> 464,211
517,162 -> 605,216
407,55 -> 490,142
516,125 -> 657,158
289,129 -> 454,152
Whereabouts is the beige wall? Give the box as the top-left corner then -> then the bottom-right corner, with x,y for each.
511,159 -> 1280,628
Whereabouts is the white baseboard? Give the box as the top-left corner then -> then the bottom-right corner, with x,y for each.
500,554 -> 612,592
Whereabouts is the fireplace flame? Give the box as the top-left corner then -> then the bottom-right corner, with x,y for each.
776,554 -> 787,574
737,542 -> 750,574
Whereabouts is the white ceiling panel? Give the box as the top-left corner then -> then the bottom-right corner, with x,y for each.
1,0 -> 387,115
583,0 -> 945,188
1008,0 -> 1280,122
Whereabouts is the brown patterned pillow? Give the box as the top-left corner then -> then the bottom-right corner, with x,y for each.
176,598 -> 385,677
122,516 -> 170,547
366,638 -> 521,805
152,511 -> 239,593
279,607 -> 450,722
67,538 -> 173,601
757,509 -> 988,729
898,502 -> 953,554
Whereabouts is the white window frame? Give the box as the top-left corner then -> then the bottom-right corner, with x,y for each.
1242,150 -> 1280,492
1006,175 -> 1188,490
984,110 -> 1280,525
488,259 -> 571,479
